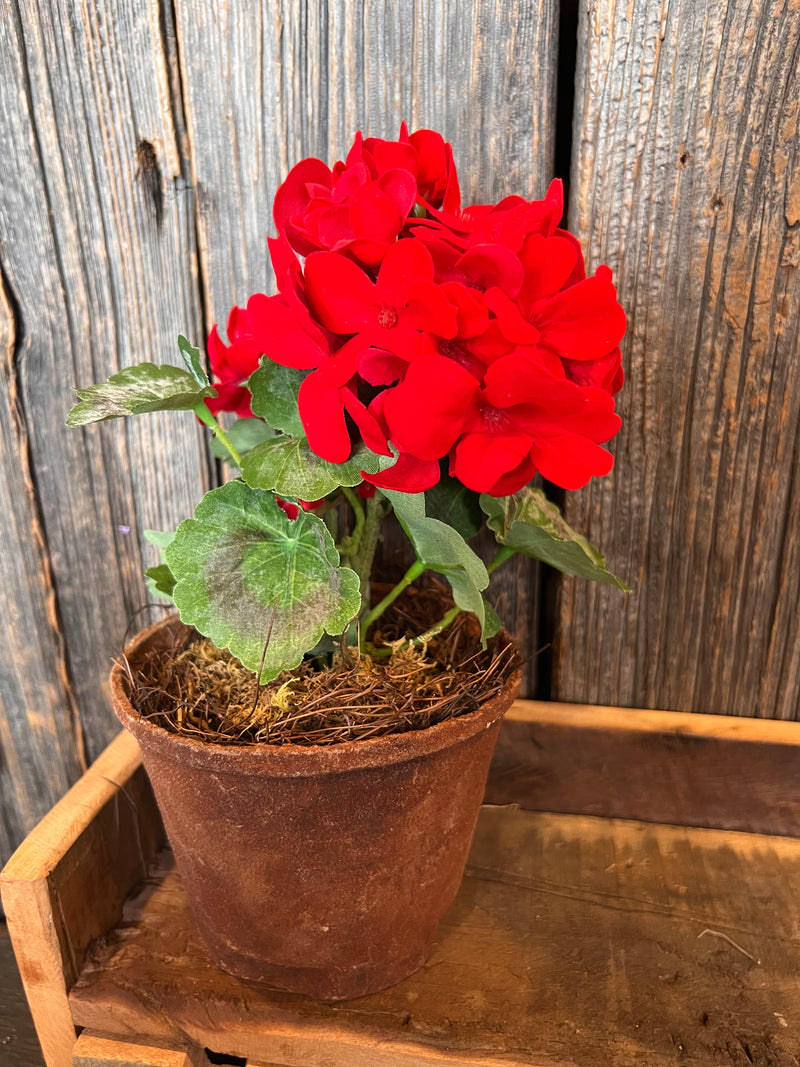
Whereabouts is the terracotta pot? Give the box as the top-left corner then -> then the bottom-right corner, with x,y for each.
111,616 -> 520,1000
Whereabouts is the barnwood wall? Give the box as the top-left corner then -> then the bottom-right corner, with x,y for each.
0,0 -> 797,863
0,0 -> 556,863
556,0 -> 800,717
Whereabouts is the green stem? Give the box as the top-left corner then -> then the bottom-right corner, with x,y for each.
361,559 -> 426,644
338,485 -> 365,559
351,492 -> 384,593
373,546 -> 517,655
194,403 -> 244,468
487,544 -> 516,573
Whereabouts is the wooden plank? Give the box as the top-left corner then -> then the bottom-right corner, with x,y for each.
68,805 -> 800,1066
486,699 -> 800,836
72,1031 -> 203,1067
0,0 -> 212,859
1,731 -> 164,1067
175,0 -> 558,697
557,0 -> 800,717
0,228 -> 85,865
0,919 -> 44,1067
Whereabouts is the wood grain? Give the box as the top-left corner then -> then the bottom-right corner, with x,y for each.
0,919 -> 44,1067
1,731 -> 165,1067
69,806 -> 800,1066
72,1031 -> 204,1067
487,699 -> 800,836
0,222 -> 85,863
0,0 -> 212,860
556,0 -> 800,716
176,0 -> 558,322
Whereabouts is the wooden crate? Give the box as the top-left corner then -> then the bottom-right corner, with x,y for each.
4,702 -> 800,1067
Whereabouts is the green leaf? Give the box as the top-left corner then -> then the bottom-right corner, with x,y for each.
66,364 -> 216,426
165,481 -> 361,680
481,598 -> 503,640
247,360 -> 307,437
144,530 -> 176,601
424,476 -> 482,541
177,335 -> 210,389
144,528 -> 176,550
480,486 -> 630,590
209,418 -> 275,465
240,437 -> 394,500
382,490 -> 492,643
145,563 -> 176,602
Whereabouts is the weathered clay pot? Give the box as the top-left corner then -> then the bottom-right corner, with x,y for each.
111,616 -> 520,1000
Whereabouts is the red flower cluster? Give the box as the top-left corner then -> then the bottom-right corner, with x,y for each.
209,125 -> 625,496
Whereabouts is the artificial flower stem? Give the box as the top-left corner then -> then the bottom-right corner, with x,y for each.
487,545 -> 516,573
193,403 -> 244,468
409,605 -> 461,647
361,559 -> 427,645
338,485 -> 365,558
351,492 -> 384,593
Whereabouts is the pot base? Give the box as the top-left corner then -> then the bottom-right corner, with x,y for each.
208,936 -> 429,1000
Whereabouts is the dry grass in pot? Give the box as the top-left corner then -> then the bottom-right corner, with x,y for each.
123,593 -> 521,747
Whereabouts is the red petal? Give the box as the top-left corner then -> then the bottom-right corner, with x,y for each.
517,234 -> 580,310
304,252 -> 380,334
318,203 -> 353,248
341,390 -> 392,455
297,372 -> 351,463
362,452 -> 440,492
536,275 -> 627,360
205,383 -> 254,420
456,244 -> 524,296
356,346 -> 409,386
273,158 -> 333,254
484,288 -> 540,344
451,432 -> 534,494
530,433 -> 614,490
348,182 -> 403,244
382,355 -> 480,460
376,168 -> 418,217
376,240 -> 434,304
440,282 -> 489,338
268,233 -> 300,293
402,280 -> 458,338
246,293 -> 328,369
562,347 -> 623,394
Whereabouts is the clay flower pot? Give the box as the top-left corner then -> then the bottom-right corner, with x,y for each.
111,615 -> 520,1001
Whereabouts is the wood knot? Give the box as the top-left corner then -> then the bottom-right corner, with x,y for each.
135,139 -> 164,230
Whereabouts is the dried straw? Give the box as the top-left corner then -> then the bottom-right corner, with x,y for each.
125,594 -> 521,747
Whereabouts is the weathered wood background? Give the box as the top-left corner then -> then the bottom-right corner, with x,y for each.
0,0 -> 798,864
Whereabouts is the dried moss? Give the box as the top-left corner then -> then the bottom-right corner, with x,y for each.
124,593 -> 521,747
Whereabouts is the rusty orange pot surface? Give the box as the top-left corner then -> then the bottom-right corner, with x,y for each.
111,616 -> 520,1000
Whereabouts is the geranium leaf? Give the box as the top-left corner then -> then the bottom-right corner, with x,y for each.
209,418 -> 275,466
165,481 -> 361,680
482,598 -> 503,639
424,476 -> 482,541
240,436 -> 394,499
382,490 -> 492,643
143,528 -> 175,550
480,486 -> 630,590
144,529 -> 176,601
247,360 -> 307,437
177,335 -> 210,388
145,563 -> 176,602
66,364 -> 215,426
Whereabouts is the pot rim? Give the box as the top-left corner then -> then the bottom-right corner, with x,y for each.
111,614 -> 521,777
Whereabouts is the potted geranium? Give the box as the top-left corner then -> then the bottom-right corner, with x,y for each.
67,125 -> 627,1001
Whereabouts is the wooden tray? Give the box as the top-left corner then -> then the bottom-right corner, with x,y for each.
5,701 -> 800,1067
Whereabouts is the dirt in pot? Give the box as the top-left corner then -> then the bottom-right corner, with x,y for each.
122,591 -> 521,746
